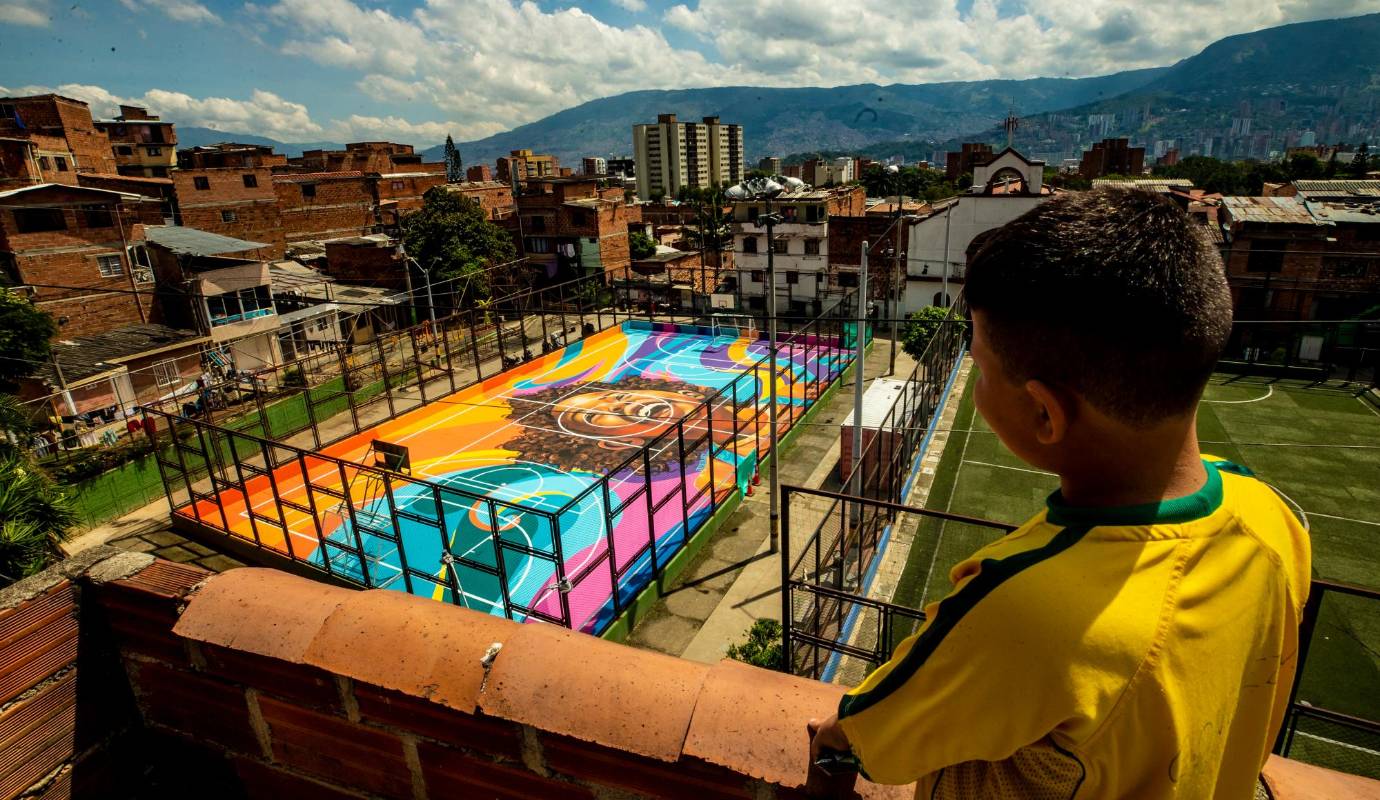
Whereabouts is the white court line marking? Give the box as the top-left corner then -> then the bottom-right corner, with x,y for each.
1204,385 -> 1273,404
1303,510 -> 1380,528
1358,396 -> 1380,418
1294,731 -> 1380,758
963,459 -> 1058,477
921,413 -> 974,606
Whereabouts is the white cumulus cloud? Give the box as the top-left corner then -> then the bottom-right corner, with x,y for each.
120,0 -> 220,24
612,0 -> 648,11
0,1 -> 49,26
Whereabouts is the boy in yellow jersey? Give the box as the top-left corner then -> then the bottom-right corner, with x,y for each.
807,187 -> 1311,799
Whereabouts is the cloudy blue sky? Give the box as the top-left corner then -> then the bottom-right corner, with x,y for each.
0,0 -> 1372,146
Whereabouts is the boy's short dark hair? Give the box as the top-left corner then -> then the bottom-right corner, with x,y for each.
965,187 -> 1231,426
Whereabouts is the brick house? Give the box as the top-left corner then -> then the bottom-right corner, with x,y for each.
177,143 -> 288,170
273,172 -> 378,245
93,105 -> 177,178
289,141 -> 434,175
376,170 -> 447,231
515,177 -> 638,283
322,236 -> 407,290
0,183 -> 164,337
77,172 -> 177,225
17,323 -> 207,438
1220,189 -> 1380,320
172,165 -> 285,257
445,181 -> 515,221
0,94 -> 118,189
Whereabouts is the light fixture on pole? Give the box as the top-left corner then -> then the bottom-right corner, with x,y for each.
403,254 -> 439,329
726,175 -> 799,555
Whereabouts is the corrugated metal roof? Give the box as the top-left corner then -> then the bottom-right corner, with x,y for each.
1091,179 -> 1194,193
1221,196 -> 1330,226
272,171 -> 365,183
1293,179 -> 1380,199
1305,200 -> 1380,224
145,225 -> 268,256
0,182 -> 141,201
40,324 -> 205,387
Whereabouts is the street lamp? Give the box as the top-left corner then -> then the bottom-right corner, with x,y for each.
725,175 -> 802,555
402,253 -> 438,329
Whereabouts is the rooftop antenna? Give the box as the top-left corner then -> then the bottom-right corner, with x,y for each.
1003,110 -> 1019,150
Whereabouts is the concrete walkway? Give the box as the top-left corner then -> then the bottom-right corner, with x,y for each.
625,340 -> 923,662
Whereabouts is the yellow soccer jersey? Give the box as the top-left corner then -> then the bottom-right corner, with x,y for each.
837,457 -> 1311,799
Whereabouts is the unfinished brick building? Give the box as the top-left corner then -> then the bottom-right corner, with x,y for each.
94,105 -> 177,178
445,180 -> 515,221
273,172 -> 378,245
515,176 -> 638,282
0,94 -> 118,188
0,183 -> 164,337
172,165 -> 285,257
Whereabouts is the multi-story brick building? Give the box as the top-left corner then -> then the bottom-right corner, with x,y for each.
290,142 -> 433,175
730,184 -> 865,314
445,181 -> 515,221
172,165 -> 285,257
1220,184 -> 1380,320
466,165 -> 493,182
77,173 -> 177,225
94,105 -> 177,178
1079,137 -> 1146,179
178,143 -> 287,170
496,149 -> 559,184
322,236 -> 407,290
0,94 -> 118,188
273,172 -> 378,245
633,114 -> 744,200
0,183 -> 164,337
376,170 -> 447,230
581,157 -> 607,176
945,143 -> 994,182
515,177 -> 639,283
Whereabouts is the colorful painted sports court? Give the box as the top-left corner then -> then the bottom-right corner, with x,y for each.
174,320 -> 849,633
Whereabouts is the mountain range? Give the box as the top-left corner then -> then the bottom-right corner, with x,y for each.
170,13 -> 1379,168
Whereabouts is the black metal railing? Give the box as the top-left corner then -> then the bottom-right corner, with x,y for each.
143,264 -> 867,635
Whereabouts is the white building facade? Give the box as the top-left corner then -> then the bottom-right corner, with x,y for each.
633,114 -> 744,200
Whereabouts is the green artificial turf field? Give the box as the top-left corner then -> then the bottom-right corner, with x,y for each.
892,366 -> 1380,777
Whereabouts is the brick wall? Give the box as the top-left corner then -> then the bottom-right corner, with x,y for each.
375,172 -> 446,223
0,554 -> 1373,800
174,167 -> 286,257
36,291 -> 149,338
274,175 -> 377,244
322,241 -> 407,289
447,182 -> 514,220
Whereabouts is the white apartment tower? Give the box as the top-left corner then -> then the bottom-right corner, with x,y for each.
633,114 -> 744,200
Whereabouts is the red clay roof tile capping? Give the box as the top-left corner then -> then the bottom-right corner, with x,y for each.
172,567 -> 914,795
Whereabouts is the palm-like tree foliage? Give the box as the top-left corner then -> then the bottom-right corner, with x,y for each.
0,450 -> 77,584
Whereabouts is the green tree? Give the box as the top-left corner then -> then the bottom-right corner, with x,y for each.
902,306 -> 960,360
0,290 -> 57,392
443,135 -> 464,183
629,230 -> 657,260
726,619 -> 783,670
400,187 -> 518,308
1284,154 -> 1323,180
0,450 -> 76,585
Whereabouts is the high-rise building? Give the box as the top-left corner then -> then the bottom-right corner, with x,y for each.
758,156 -> 781,174
581,156 -> 607,175
632,114 -> 744,200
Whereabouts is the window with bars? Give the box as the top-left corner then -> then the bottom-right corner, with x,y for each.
742,237 -> 758,253
97,255 -> 123,277
242,174 -> 258,188
221,210 -> 238,223
771,239 -> 788,255
152,359 -> 181,388
804,238 -> 820,255
193,176 -> 210,190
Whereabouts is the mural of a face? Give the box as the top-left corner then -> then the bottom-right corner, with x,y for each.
554,388 -> 705,449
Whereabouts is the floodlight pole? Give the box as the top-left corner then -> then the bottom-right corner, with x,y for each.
852,242 -> 868,499
764,192 -> 781,556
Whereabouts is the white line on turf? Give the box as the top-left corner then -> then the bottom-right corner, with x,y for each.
1294,731 -> 1380,758
1302,510 -> 1380,528
1204,385 -> 1274,404
962,459 -> 1058,477
921,410 -> 974,606
1358,396 -> 1380,418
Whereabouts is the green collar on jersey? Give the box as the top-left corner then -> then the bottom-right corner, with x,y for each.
1044,458 -> 1224,527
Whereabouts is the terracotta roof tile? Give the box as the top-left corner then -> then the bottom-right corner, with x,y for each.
685,658 -> 911,797
172,568 -> 352,663
478,621 -> 709,762
304,589 -> 514,713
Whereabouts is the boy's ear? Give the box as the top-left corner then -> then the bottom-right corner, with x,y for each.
1024,379 -> 1072,445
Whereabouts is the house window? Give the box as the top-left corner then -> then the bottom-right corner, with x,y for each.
116,146 -> 133,156
13,208 -> 66,233
55,157 -> 69,172
37,156 -> 50,170
806,206 -> 825,223
804,238 -> 820,255
242,174 -> 258,188
771,239 -> 788,254
1246,240 -> 1284,273
782,207 -> 798,222
150,167 -> 168,177
207,285 -> 273,326
152,359 -> 181,388
301,183 -> 316,199
525,237 -> 552,254
742,237 -> 758,253
786,270 -> 799,284
193,176 -> 210,190
96,254 -> 123,277
751,270 -> 764,282
146,146 -> 161,156
529,215 -> 546,231
748,207 -> 759,222
391,180 -> 404,190
80,205 -> 113,228
221,210 -> 238,223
